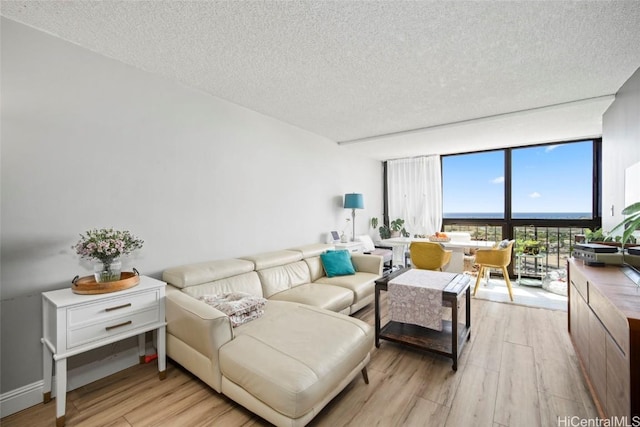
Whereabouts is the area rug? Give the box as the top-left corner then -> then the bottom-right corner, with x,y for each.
472,277 -> 568,311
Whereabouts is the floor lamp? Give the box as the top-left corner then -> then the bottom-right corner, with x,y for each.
344,193 -> 364,242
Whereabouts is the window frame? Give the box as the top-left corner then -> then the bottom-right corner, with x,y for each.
441,138 -> 602,236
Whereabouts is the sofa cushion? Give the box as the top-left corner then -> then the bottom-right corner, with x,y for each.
163,258 -> 255,289
219,301 -> 373,419
240,250 -> 302,270
268,283 -> 353,312
315,272 -> 379,302
256,261 -> 312,298
182,271 -> 264,299
199,292 -> 267,327
288,243 -> 335,258
320,250 -> 355,277
304,256 -> 326,282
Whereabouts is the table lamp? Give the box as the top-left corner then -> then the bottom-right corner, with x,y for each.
344,193 -> 364,242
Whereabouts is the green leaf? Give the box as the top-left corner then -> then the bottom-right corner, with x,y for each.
622,201 -> 640,216
622,216 -> 640,245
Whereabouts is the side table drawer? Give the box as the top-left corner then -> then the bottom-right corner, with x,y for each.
67,307 -> 160,350
68,289 -> 160,328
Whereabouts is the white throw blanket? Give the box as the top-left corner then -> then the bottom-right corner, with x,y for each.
388,269 -> 457,331
199,292 -> 267,327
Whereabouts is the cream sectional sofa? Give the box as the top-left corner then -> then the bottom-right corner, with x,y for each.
162,243 -> 381,427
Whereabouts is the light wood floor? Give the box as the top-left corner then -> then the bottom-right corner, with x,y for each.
2,297 -> 597,427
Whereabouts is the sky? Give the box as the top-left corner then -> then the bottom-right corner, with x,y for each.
442,140 -> 593,214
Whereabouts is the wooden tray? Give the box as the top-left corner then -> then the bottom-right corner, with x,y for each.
72,271 -> 140,295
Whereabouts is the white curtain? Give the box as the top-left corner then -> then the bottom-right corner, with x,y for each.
387,155 -> 442,237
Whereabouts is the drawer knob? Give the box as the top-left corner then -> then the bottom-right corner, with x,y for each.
105,320 -> 132,331
105,303 -> 132,312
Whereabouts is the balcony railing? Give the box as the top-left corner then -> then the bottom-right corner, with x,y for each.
513,225 -> 589,273
442,224 -> 503,243
444,223 -> 590,278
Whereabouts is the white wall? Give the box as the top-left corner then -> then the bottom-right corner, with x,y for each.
602,67 -> 640,232
0,18 -> 382,399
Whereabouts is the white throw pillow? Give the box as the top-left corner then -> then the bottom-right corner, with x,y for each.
357,235 -> 376,252
498,239 -> 512,249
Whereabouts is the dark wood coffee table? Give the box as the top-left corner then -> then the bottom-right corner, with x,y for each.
374,267 -> 471,371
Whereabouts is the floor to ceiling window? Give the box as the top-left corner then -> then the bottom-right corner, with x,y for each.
442,150 -> 505,220
511,141 -> 594,220
442,138 -> 601,277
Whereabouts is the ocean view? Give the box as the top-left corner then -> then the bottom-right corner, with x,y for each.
444,212 -> 592,219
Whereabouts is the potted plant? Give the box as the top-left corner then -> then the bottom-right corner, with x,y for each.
370,217 -> 381,242
610,202 -> 640,248
377,218 -> 409,239
390,218 -> 409,237
584,225 -> 637,247
584,227 -> 608,243
610,234 -> 637,245
370,217 -> 379,230
73,228 -> 144,282
378,224 -> 391,240
515,239 -> 546,255
525,240 -> 545,255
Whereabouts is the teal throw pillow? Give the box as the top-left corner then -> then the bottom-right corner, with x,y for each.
320,250 -> 356,278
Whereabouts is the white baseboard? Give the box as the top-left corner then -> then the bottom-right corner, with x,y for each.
0,380 -> 44,419
66,345 -> 142,391
0,345 -> 150,418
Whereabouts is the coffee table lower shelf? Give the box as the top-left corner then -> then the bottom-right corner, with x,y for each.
374,268 -> 471,371
377,320 -> 470,362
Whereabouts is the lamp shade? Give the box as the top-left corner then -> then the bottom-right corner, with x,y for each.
344,193 -> 364,209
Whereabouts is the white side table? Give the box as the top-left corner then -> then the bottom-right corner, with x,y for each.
41,275 -> 166,427
334,241 -> 364,253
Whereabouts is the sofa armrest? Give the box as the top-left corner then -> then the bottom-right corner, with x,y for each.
351,253 -> 383,276
165,286 -> 234,360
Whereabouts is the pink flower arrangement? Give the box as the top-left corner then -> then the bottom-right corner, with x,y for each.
73,228 -> 143,263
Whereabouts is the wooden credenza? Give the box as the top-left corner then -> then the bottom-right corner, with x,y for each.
568,258 -> 640,418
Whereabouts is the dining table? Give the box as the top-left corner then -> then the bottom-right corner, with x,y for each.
381,236 -> 495,273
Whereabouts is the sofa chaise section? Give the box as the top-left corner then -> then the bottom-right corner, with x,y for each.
220,301 -> 372,427
162,244 -> 379,426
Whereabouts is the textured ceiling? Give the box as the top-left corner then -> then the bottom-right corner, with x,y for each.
2,1 -> 640,159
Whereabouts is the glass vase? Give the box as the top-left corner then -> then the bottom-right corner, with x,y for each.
94,258 -> 122,283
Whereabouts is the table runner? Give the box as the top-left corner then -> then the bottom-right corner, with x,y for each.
388,269 -> 457,331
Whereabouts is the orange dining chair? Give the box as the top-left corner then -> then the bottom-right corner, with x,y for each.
473,240 -> 516,301
408,241 -> 452,271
